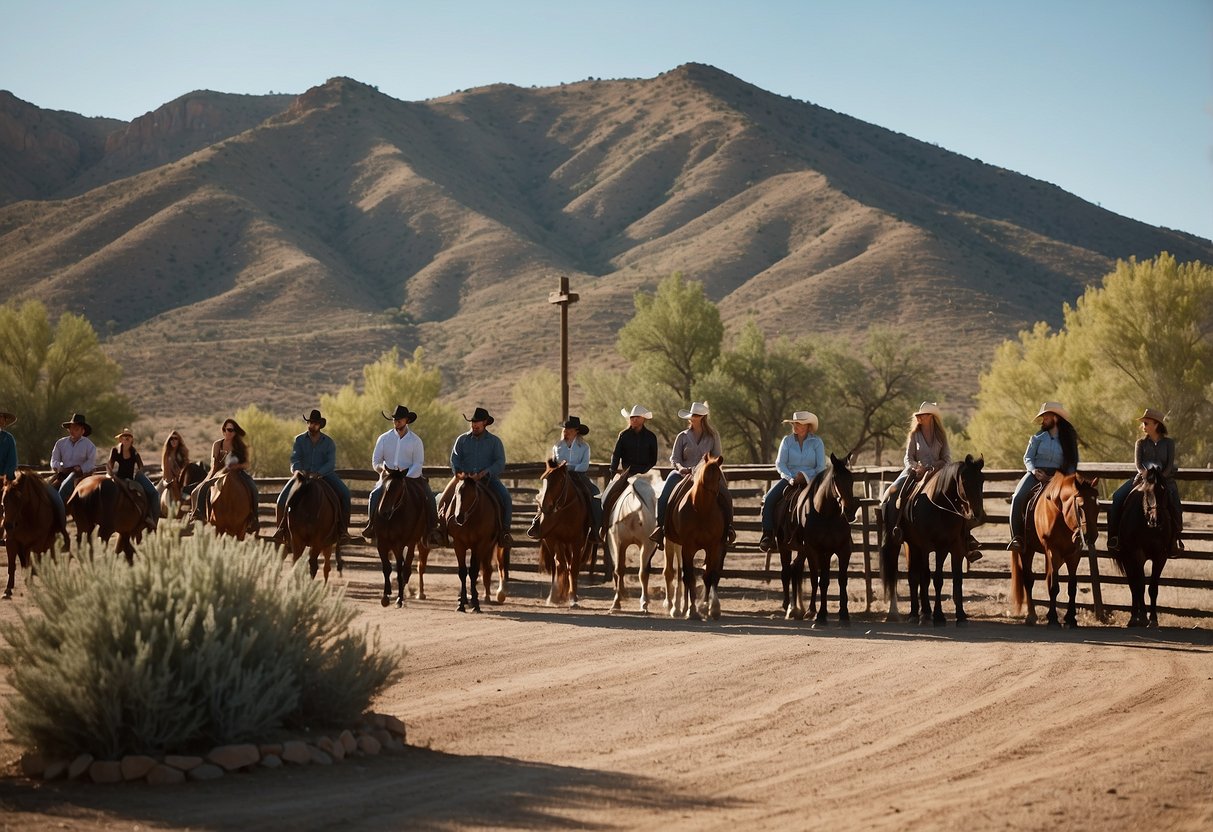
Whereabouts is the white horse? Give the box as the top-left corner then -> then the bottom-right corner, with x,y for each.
606,472 -> 663,613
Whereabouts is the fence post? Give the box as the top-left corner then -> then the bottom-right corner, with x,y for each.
1086,543 -> 1106,622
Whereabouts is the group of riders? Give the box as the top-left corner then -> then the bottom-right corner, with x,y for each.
0,397 -> 1184,557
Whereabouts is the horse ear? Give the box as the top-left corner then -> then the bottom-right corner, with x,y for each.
830,452 -> 839,464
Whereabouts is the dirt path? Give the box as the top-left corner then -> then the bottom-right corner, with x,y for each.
1,566 -> 1211,831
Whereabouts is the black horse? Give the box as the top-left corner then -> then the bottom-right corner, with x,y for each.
1110,465 -> 1173,628
778,453 -> 861,626
881,455 -> 985,626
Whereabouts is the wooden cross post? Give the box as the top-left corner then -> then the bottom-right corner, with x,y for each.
547,276 -> 579,420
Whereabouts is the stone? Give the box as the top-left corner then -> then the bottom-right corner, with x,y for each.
67,753 -> 94,780
20,752 -> 46,778
89,761 -> 123,783
207,743 -> 261,771
42,759 -> 69,780
316,736 -> 336,755
188,763 -> 225,781
382,714 -> 407,739
372,729 -> 393,748
164,754 -> 203,771
259,743 -> 284,757
365,712 -> 387,729
356,734 -> 382,755
308,746 -> 333,765
338,730 -> 357,754
259,754 -> 283,769
329,741 -> 345,762
120,755 -> 158,781
146,764 -> 186,785
382,736 -> 405,753
281,741 -> 311,765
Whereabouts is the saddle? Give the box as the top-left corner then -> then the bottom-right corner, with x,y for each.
287,476 -> 342,543
773,478 -> 810,547
113,477 -> 148,516
1021,481 -> 1048,553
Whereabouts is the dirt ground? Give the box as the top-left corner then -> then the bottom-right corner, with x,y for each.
0,555 -> 1211,832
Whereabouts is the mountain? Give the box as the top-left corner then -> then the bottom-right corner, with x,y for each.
0,65 -> 1209,444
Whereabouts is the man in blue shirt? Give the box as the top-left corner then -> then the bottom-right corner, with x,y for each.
438,407 -> 512,547
0,409 -> 18,484
271,410 -> 351,544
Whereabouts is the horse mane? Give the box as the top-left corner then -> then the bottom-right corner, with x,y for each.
811,463 -> 836,514
922,462 -> 960,501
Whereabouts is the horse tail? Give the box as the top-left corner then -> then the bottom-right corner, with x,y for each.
1009,544 -> 1025,614
879,532 -> 900,601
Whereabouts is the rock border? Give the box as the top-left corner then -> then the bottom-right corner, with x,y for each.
17,712 -> 406,785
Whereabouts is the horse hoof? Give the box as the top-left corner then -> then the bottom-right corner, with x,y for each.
495,589 -> 506,603
1065,619 -> 1078,629
2,590 -> 11,600
418,591 -> 428,601
1147,619 -> 1159,629
396,597 -> 405,609
838,617 -> 851,628
472,605 -> 482,614
457,604 -> 466,613
933,617 -> 946,627
955,617 -> 967,628
407,586 -> 417,599
380,596 -> 390,608
1047,621 -> 1061,630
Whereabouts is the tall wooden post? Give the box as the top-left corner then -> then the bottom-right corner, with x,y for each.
547,277 -> 580,419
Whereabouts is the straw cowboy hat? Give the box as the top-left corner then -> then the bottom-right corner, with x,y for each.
463,406 -> 495,425
621,405 -> 653,420
382,404 -> 418,423
114,427 -> 134,440
1139,408 -> 1168,428
0,410 -> 15,429
913,402 -> 943,419
560,416 -> 590,435
1034,401 -> 1071,423
677,401 -> 710,419
61,413 -> 92,436
782,410 -> 819,429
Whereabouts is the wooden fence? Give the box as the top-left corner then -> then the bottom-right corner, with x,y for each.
245,462 -> 1213,622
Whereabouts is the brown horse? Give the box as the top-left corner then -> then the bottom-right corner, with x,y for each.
1011,472 -> 1100,628
160,461 -> 207,520
530,460 -> 595,608
2,469 -> 68,598
284,473 -> 343,582
1111,465 -> 1173,628
375,470 -> 433,608
201,471 -> 258,540
664,454 -> 729,621
442,474 -> 508,612
66,474 -> 147,562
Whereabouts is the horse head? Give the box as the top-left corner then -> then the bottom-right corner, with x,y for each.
957,454 -> 987,523
0,475 -> 21,534
532,460 -> 572,537
693,454 -> 724,492
827,453 -> 860,523
1072,473 -> 1100,548
1140,464 -> 1168,528
450,473 -> 480,527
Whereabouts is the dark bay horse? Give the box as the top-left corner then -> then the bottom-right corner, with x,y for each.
2,469 -> 68,598
1011,472 -> 1099,628
161,461 -> 206,520
202,471 -> 257,540
284,473 -> 344,582
881,455 -> 986,626
443,474 -> 508,613
66,474 -> 148,562
530,460 -> 595,608
780,454 -> 861,626
664,454 -> 729,621
375,470 -> 432,608
1111,465 -> 1172,628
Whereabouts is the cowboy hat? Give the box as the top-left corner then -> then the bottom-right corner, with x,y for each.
0,410 -> 15,428
1139,408 -> 1168,428
913,402 -> 942,419
1034,401 -> 1071,423
677,401 -> 710,419
782,410 -> 819,429
221,419 -> 246,437
382,405 -> 418,423
61,413 -> 92,436
303,409 -> 327,428
621,405 -> 653,420
560,416 -> 589,435
114,427 -> 134,440
463,406 -> 494,425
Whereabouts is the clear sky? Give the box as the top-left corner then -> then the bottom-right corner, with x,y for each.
3,0 -> 1211,241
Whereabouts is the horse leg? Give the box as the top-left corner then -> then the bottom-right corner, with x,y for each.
456,549 -> 469,613
836,548 -> 852,627
812,559 -> 831,628
1147,556 -> 1163,628
378,549 -> 392,607
611,538 -> 627,613
1123,557 -> 1146,627
931,551 -> 947,626
1021,550 -> 1038,626
494,544 -> 507,604
3,548 -> 14,599
705,546 -> 722,621
951,544 -> 968,626
569,546 -> 583,610
321,544 -> 332,584
662,544 -> 678,615
1063,562 -> 1079,628
467,550 -> 482,613
1045,563 -> 1062,629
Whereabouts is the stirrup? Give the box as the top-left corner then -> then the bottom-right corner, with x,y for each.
1107,536 -> 1119,552
649,526 -> 664,549
758,534 -> 773,553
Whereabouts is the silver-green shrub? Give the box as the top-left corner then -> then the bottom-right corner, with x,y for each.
0,528 -> 403,759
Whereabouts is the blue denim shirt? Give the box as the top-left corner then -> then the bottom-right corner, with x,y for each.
1023,430 -> 1077,474
552,438 -> 590,472
0,430 -> 16,478
290,431 -> 336,476
775,433 -> 826,483
452,430 -> 506,479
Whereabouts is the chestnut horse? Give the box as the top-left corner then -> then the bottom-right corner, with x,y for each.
780,454 -> 861,626
2,469 -> 68,598
160,461 -> 206,520
1111,465 -> 1173,628
284,473 -> 344,582
664,454 -> 729,621
881,455 -> 986,626
66,474 -> 148,562
1011,472 -> 1100,628
375,470 -> 432,608
442,474 -> 508,612
530,460 -> 595,608
201,471 -> 258,540
606,472 -> 660,613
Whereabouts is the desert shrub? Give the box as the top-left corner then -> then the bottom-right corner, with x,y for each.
0,529 -> 402,759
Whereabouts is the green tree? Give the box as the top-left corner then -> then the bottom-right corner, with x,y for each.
0,300 -> 136,465
498,369 -> 563,463
617,273 -> 723,403
696,321 -> 821,463
575,366 -> 682,450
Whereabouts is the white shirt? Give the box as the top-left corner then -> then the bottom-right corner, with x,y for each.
372,428 -> 425,477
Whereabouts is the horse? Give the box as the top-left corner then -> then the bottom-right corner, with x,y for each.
443,474 -> 508,612
1110,465 -> 1172,628
65,474 -> 148,562
284,473 -> 344,582
160,461 -> 207,520
1011,471 -> 1099,628
374,470 -> 433,608
2,469 -> 68,599
200,471 -> 258,540
881,455 -> 986,626
605,472 -> 660,613
780,453 -> 862,626
530,460 -> 596,608
664,454 -> 729,621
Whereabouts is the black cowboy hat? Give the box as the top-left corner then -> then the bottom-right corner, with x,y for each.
560,416 -> 589,435
382,404 -> 418,423
222,418 -> 246,438
463,407 -> 494,425
61,413 -> 92,437
303,409 -> 327,428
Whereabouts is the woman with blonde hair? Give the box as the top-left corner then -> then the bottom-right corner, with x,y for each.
650,401 -> 734,548
160,430 -> 190,488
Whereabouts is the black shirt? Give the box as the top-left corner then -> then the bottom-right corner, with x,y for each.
109,446 -> 143,479
610,426 -> 658,475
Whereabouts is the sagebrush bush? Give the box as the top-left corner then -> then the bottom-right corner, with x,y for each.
0,527 -> 403,759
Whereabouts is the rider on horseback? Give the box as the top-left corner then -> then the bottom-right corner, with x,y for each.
48,413 -> 97,533
361,404 -> 440,544
599,405 -> 658,543
650,401 -> 735,549
1107,408 -> 1183,554
528,416 -> 602,540
187,418 -> 259,535
437,407 -> 512,548
272,410 -> 353,544
0,409 -> 15,486
1009,402 -> 1079,554
759,411 -> 825,553
106,428 -> 159,532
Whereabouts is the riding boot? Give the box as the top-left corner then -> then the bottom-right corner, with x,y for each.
526,514 -> 541,539
649,525 -> 665,549
759,529 -> 774,553
360,514 -> 376,542
272,505 -> 289,544
965,532 -> 983,563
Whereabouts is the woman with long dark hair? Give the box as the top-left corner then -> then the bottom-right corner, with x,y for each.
1008,402 -> 1079,553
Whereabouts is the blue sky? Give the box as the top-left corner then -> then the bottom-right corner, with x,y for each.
3,0 -> 1210,240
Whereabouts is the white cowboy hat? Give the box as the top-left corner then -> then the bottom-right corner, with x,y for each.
677,401 -> 710,419
1034,401 -> 1072,423
913,402 -> 942,419
621,405 -> 653,420
782,411 -> 819,429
